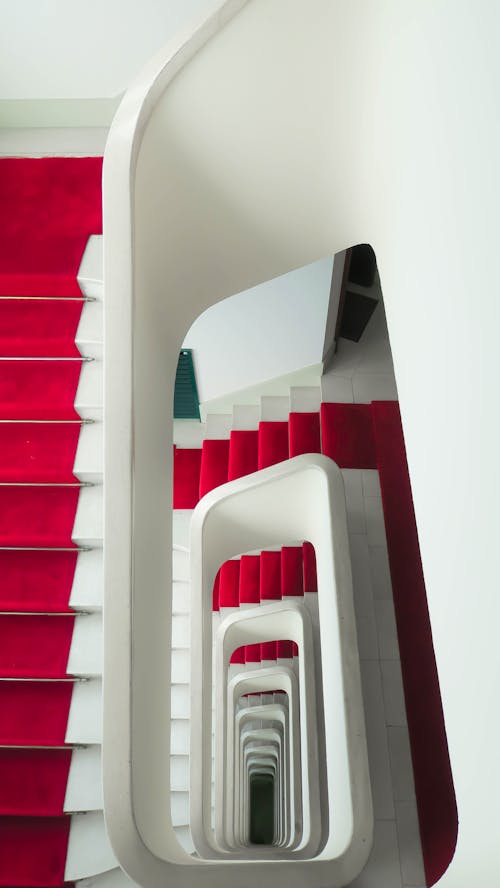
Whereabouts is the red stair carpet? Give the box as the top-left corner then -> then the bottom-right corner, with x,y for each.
0,157 -> 103,888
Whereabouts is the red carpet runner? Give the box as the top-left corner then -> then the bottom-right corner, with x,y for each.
0,157 -> 102,887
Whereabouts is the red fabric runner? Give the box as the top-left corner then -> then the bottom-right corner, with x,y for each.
228,430 -> 258,481
0,815 -> 70,886
281,547 -> 304,597
302,541 -> 318,593
320,402 -> 377,468
219,560 -> 240,608
199,439 -> 229,498
260,551 -> 281,601
0,486 -> 79,547
0,157 -> 103,298
0,299 -> 83,357
372,401 -> 457,886
0,550 -> 77,612
172,447 -> 202,509
0,749 -> 72,816
0,615 -> 74,678
0,360 -> 82,420
288,411 -> 321,457
0,682 -> 73,746
0,422 -> 80,483
257,421 -> 288,469
239,555 -> 260,604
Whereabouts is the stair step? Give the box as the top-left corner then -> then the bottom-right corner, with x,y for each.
69,548 -> 103,611
0,747 -> 72,815
289,411 -> 321,456
0,299 -> 83,358
171,719 -> 190,756
257,421 -> 289,469
75,299 -> 103,358
0,485 -> 80,547
302,541 -> 318,593
171,649 -> 190,683
219,560 -> 240,609
204,413 -> 232,439
0,549 -> 78,613
0,613 -> 74,678
67,612 -> 103,676
77,234 -> 103,302
320,402 -> 377,468
74,359 -> 102,420
0,359 -> 82,420
65,745 -> 103,812
260,550 -> 281,602
173,419 -> 206,449
232,403 -> 260,430
260,395 -> 290,422
72,485 -> 103,548
66,678 -> 102,745
289,385 -> 322,413
0,421 -> 80,483
199,439 -> 229,498
0,680 -> 73,745
228,429 -> 258,481
239,554 -> 260,605
65,811 -> 117,880
281,546 -> 304,597
73,421 -> 103,483
171,791 -> 189,827
173,448 -> 201,509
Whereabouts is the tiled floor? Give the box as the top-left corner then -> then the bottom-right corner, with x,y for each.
330,280 -> 425,888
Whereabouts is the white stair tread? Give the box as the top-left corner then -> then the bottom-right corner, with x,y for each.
171,649 -> 190,683
172,614 -> 190,649
72,485 -> 103,547
76,300 -> 103,358
77,234 -> 103,301
289,385 -> 322,413
173,825 -> 195,855
65,811 -> 117,881
170,754 -> 189,790
172,581 -> 190,615
78,869 -> 140,888
171,719 -> 190,755
66,678 -> 102,745
260,395 -> 290,422
171,684 -> 190,719
64,745 -> 103,812
205,413 -> 232,439
73,421 -> 103,483
75,359 -> 103,420
172,549 -> 190,582
232,403 -> 260,430
171,790 -> 189,826
172,510 -> 192,549
70,549 -> 103,611
173,419 -> 206,449
67,612 -> 103,676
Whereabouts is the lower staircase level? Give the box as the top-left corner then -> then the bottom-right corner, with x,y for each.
0,158 -> 456,888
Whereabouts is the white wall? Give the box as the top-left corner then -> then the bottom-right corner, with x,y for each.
0,0 -> 214,99
102,1 -> 500,885
183,258 -> 332,404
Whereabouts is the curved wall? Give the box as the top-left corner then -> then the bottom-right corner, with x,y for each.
103,1 -> 500,885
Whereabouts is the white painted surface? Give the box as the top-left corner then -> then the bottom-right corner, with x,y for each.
65,746 -> 103,812
70,548 -> 104,611
67,612 -> 103,676
183,258 -> 332,404
72,485 -> 103,547
102,0 -> 500,884
65,811 -> 117,880
66,678 -> 102,744
0,0 -> 216,100
73,421 -> 103,484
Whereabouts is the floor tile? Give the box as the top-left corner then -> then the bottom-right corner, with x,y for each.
342,469 -> 366,534
349,534 -> 379,660
320,373 -> 354,403
374,599 -> 400,660
369,545 -> 393,600
362,469 -> 382,498
360,661 -> 395,820
350,819 -> 402,888
395,801 -> 426,886
387,726 -> 416,801
364,495 -> 387,546
380,660 -> 408,727
352,373 -> 399,404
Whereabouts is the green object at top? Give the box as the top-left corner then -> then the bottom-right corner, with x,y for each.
174,349 -> 200,420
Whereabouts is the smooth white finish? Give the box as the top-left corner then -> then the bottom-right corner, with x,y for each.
72,485 -> 103,547
65,811 -> 117,880
102,0 -> 500,884
65,746 -> 103,812
75,360 -> 103,419
77,235 -> 104,301
70,549 -> 104,611
183,258 -> 332,404
73,421 -> 103,484
67,612 -> 103,676
66,678 -> 102,744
